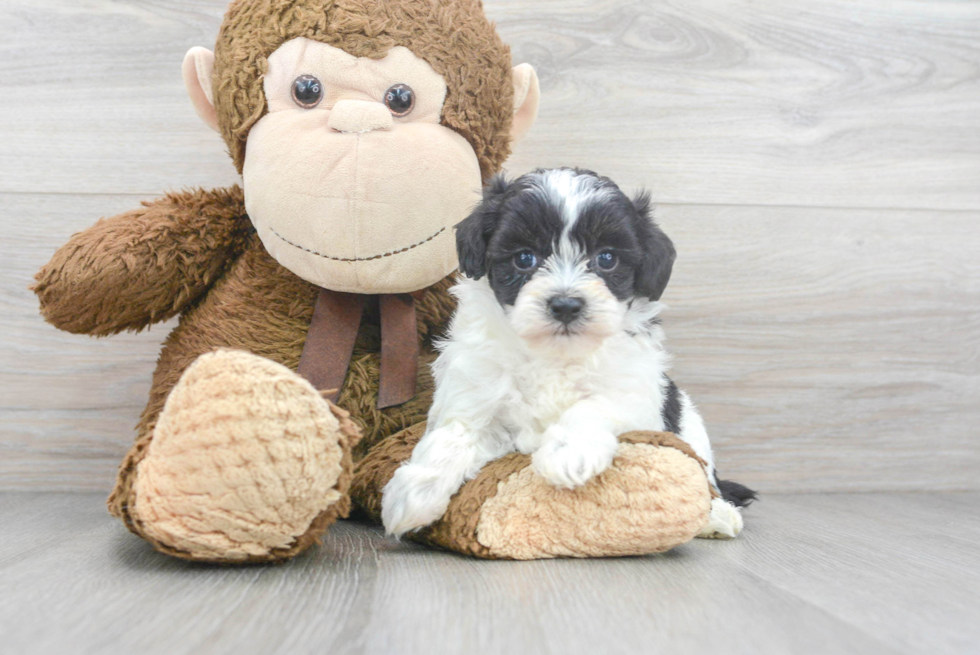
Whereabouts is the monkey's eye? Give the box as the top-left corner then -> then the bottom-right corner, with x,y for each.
513,251 -> 538,271
595,250 -> 618,271
292,75 -> 323,109
384,84 -> 415,117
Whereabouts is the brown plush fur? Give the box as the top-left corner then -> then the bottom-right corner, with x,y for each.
34,0 -> 713,562
35,0 -> 512,560
350,420 -> 517,557
352,427 -> 713,559
33,187 -> 253,336
86,217 -> 456,531
213,0 -> 514,180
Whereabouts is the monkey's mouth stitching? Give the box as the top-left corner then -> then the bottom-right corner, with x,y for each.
270,226 -> 446,262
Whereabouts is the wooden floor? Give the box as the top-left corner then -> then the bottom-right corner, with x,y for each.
1,492 -> 977,655
1,2 -> 978,654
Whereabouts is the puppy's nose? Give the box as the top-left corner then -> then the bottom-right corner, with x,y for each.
548,296 -> 585,324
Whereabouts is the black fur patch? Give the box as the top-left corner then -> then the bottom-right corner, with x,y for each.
455,172 -> 563,306
453,168 -> 676,307
483,185 -> 564,306
455,174 -> 512,280
716,479 -> 758,507
661,376 -> 682,434
569,187 -> 675,301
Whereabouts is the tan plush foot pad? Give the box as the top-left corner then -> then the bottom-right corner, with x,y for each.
352,427 -> 712,559
128,350 -> 361,563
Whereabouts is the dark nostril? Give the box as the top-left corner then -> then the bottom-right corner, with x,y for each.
548,296 -> 585,324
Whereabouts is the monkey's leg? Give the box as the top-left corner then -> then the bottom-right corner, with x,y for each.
352,427 -> 713,559
112,349 -> 360,563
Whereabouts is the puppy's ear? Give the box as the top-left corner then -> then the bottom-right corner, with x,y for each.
632,191 -> 676,300
456,175 -> 509,279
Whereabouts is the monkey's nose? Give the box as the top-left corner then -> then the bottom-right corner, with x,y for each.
328,99 -> 393,134
548,296 -> 585,324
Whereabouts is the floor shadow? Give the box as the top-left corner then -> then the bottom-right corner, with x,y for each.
111,530 -> 300,573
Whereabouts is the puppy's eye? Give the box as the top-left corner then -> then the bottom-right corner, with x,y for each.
513,251 -> 538,271
384,84 -> 415,117
292,75 -> 323,108
595,251 -> 618,271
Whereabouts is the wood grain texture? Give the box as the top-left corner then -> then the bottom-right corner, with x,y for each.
661,205 -> 980,492
1,0 -> 979,493
1,492 -> 978,655
1,0 -> 978,207
4,193 -> 978,492
501,0 -> 980,210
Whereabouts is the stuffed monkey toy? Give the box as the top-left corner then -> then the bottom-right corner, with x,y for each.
34,0 -> 713,562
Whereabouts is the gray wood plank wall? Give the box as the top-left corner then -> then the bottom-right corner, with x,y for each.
2,0 -> 978,492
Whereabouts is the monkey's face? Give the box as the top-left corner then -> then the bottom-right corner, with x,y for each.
242,38 -> 483,293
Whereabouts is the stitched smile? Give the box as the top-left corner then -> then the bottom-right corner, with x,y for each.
270,226 -> 446,262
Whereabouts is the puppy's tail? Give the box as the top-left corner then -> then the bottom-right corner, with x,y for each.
717,479 -> 758,507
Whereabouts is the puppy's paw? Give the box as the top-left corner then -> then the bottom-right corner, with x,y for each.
697,498 -> 744,539
381,464 -> 452,537
532,427 -> 617,489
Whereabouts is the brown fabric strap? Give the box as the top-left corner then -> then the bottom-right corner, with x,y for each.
297,288 -> 364,404
297,289 -> 418,409
378,293 -> 419,409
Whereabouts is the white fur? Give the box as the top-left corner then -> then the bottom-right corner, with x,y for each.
381,171 -> 743,538
531,168 -> 611,232
381,276 -> 741,537
700,498 -> 744,539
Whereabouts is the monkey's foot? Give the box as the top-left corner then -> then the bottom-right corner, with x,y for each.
127,350 -> 360,562
353,428 -> 711,559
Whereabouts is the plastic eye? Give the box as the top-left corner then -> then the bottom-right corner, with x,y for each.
384,83 -> 415,117
595,251 -> 618,271
513,251 -> 538,271
292,75 -> 323,108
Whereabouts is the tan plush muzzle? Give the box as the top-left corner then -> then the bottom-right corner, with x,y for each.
242,39 -> 483,294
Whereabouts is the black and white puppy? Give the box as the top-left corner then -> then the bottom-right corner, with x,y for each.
381,168 -> 755,538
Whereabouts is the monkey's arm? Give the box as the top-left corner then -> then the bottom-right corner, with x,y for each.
33,186 -> 252,336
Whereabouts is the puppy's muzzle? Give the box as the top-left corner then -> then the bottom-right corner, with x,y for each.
548,295 -> 585,325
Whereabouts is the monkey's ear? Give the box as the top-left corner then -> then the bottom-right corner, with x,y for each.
455,175 -> 510,280
182,47 -> 220,133
632,191 -> 676,300
510,64 -> 540,144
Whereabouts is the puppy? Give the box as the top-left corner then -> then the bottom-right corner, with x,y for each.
381,168 -> 755,539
